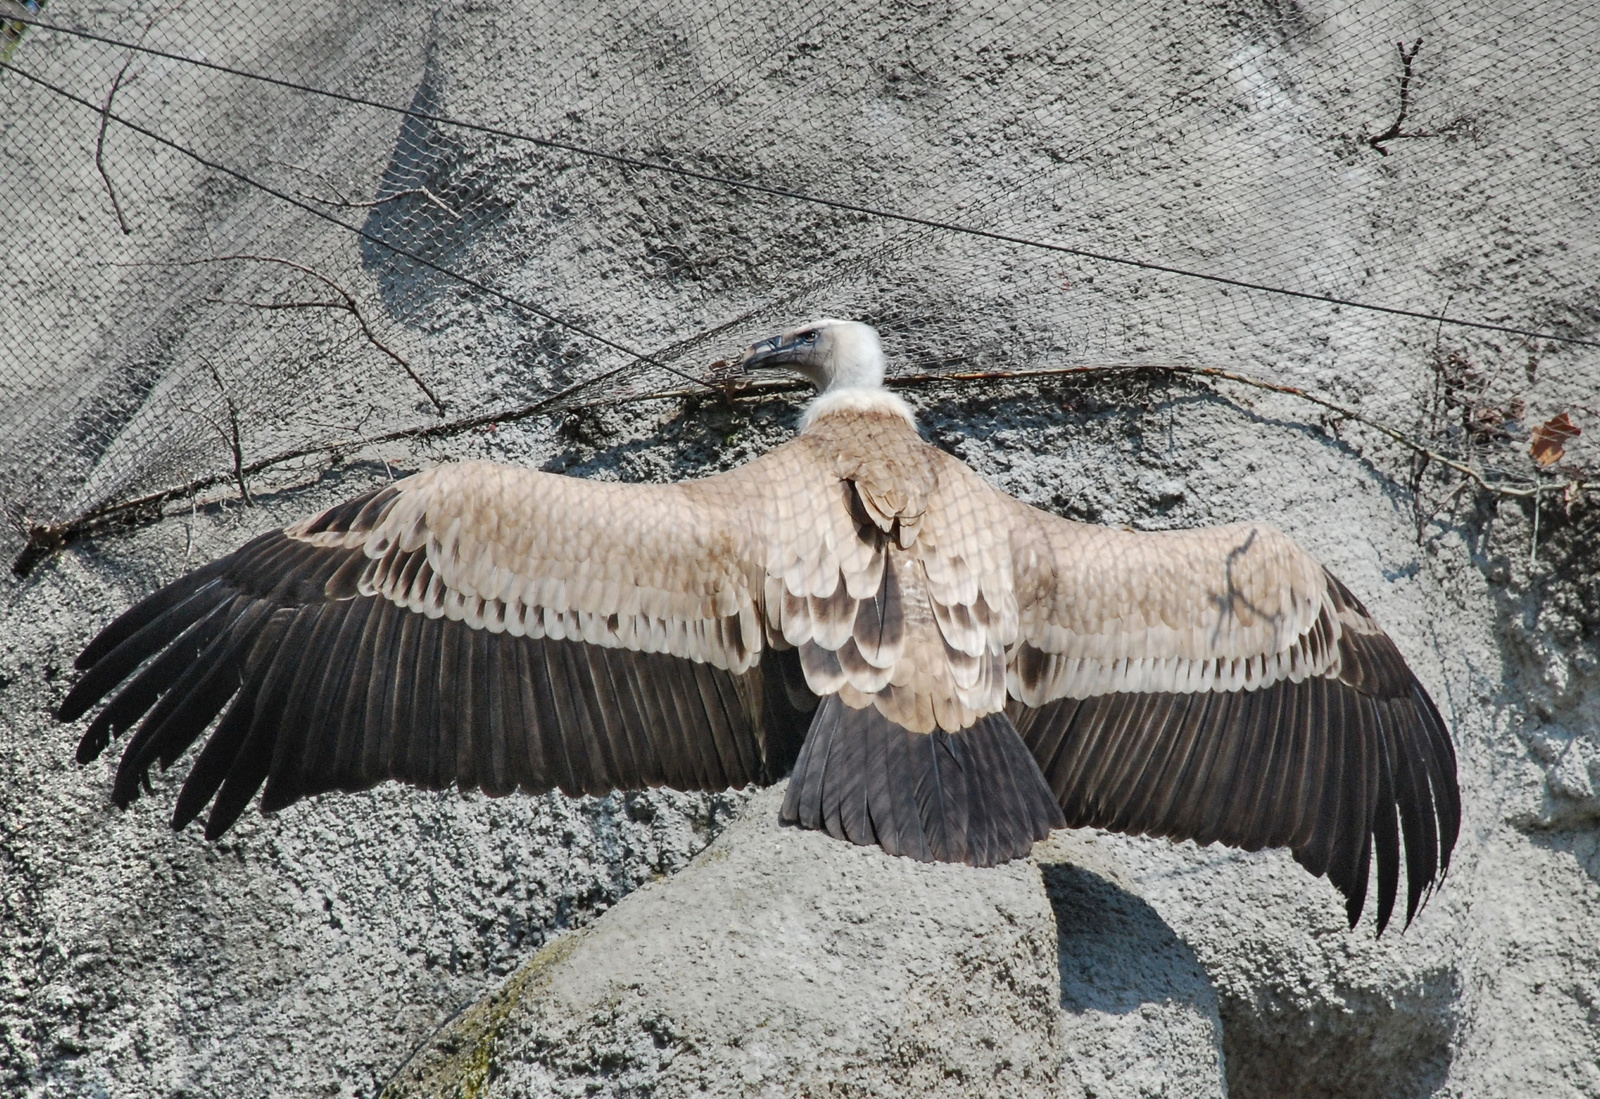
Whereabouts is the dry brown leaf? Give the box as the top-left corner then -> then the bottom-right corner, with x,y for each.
1530,412 -> 1581,466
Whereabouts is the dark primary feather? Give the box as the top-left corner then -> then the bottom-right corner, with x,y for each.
62,489 -> 809,838
1012,568 -> 1458,934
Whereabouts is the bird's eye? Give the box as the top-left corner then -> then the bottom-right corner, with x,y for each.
798,330 -> 818,343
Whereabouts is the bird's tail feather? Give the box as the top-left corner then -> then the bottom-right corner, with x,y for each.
781,695 -> 1064,866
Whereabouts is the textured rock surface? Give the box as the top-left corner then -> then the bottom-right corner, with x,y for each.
3,1 -> 1599,1097
383,786 -> 1224,1099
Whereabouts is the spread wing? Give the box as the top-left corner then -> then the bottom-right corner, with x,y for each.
59,458 -> 820,839
1006,507 -> 1459,932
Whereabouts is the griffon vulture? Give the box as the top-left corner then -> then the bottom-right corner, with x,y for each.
58,319 -> 1458,932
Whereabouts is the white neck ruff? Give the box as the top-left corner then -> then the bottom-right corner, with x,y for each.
799,387 -> 917,432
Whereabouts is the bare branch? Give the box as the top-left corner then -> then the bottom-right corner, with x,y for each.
271,159 -> 461,219
9,352 -> 648,575
199,357 -> 253,505
12,359 -> 1594,578
96,60 -> 137,233
93,0 -> 190,233
1530,482 -> 1542,564
1368,38 -> 1430,156
646,362 -> 1596,503
293,185 -> 461,219
181,253 -> 448,415
205,296 -> 345,311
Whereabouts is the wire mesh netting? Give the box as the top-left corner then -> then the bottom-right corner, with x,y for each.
2,0 -> 1596,571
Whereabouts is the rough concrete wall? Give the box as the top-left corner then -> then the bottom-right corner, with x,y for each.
4,1 -> 1599,1097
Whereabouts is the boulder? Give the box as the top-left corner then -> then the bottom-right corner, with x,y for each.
382,786 -> 1225,1099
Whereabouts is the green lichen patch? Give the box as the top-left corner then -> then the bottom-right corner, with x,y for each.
381,930 -> 584,1099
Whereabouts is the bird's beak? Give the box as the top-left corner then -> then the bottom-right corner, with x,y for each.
738,332 -> 808,375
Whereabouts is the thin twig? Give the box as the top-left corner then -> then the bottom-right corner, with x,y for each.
1414,294 -> 1456,510
1433,476 -> 1474,529
206,297 -> 346,311
1530,481 -> 1541,565
200,357 -> 252,504
95,59 -> 137,233
92,0 -> 189,233
1368,38 -> 1429,156
180,490 -> 197,569
293,185 -> 461,219
185,253 -> 447,415
274,158 -> 462,219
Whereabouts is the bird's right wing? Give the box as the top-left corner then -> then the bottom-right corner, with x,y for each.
1005,505 -> 1459,932
59,455 -> 825,839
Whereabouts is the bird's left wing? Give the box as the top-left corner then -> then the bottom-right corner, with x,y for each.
59,459 -> 816,839
1004,504 -> 1459,932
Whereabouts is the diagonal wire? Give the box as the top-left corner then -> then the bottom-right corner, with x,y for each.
0,59 -> 717,397
6,9 -> 1599,350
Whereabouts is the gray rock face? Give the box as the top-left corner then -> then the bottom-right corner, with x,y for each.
382,787 -> 1225,1099
3,0 -> 1599,1097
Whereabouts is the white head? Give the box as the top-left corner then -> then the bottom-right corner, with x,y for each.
737,318 -> 886,393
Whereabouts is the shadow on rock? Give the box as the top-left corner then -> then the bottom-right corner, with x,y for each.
1040,859 -> 1226,1099
1043,861 -> 1215,1017
1527,826 -> 1600,887
1217,966 -> 1457,1099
